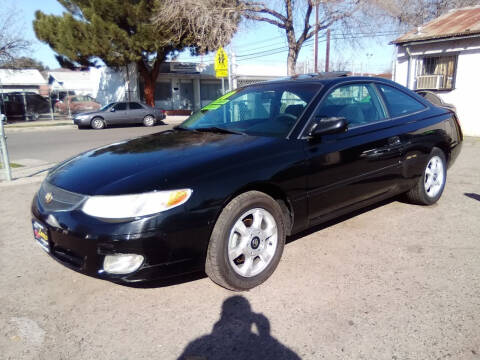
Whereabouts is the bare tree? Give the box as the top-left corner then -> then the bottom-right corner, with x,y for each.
241,0 -> 364,75
373,0 -> 480,27
153,0 -> 242,54
0,6 -> 31,63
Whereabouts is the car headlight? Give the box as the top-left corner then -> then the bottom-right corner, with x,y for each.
75,114 -> 89,120
81,189 -> 192,220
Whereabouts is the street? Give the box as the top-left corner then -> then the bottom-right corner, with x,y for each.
0,131 -> 479,359
6,123 -> 175,164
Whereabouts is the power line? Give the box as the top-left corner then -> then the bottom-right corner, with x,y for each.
175,30 -> 402,64
236,31 -> 401,62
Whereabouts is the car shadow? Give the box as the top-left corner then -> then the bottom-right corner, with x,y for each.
176,296 -> 301,360
121,271 -> 207,289
286,196 -> 400,244
465,193 -> 480,202
123,197 -> 401,289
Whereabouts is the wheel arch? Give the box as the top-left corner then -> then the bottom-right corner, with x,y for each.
220,182 -> 294,236
433,141 -> 450,165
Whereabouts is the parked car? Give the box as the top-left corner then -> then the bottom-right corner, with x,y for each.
0,92 -> 51,121
73,101 -> 166,129
415,90 -> 457,112
31,75 -> 462,290
55,95 -> 101,115
49,91 -> 75,111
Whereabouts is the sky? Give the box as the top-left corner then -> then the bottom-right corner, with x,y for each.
9,0 -> 399,74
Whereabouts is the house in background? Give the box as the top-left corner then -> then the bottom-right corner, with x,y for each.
392,6 -> 480,136
49,66 -> 139,106
144,61 -> 286,114
0,69 -> 48,95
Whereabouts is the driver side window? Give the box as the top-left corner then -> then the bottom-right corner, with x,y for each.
316,83 -> 386,127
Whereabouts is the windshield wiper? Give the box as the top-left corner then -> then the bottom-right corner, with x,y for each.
173,125 -> 194,131
194,126 -> 246,135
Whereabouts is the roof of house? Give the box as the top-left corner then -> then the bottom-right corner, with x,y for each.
48,69 -> 96,91
0,69 -> 47,86
393,6 -> 480,44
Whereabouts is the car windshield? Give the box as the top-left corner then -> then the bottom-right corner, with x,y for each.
100,103 -> 114,111
179,82 -> 322,137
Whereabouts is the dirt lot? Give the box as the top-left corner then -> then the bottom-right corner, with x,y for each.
1,138 -> 479,360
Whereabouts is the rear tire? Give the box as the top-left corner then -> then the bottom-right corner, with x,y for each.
205,191 -> 286,291
405,147 -> 447,205
90,117 -> 105,130
143,115 -> 155,127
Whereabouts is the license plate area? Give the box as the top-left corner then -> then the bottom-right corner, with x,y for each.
33,220 -> 50,253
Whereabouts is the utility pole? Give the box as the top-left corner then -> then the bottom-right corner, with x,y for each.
325,29 -> 331,72
228,50 -> 233,92
314,2 -> 319,73
0,115 -> 12,181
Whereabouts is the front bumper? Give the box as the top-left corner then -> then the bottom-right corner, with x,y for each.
73,117 -> 92,126
31,193 -> 211,283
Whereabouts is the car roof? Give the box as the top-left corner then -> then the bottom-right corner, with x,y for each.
246,74 -> 400,89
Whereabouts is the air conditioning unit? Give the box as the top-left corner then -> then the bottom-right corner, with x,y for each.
416,75 -> 444,90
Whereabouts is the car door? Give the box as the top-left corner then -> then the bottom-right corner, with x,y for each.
304,82 -> 406,224
106,102 -> 128,124
127,102 -> 147,123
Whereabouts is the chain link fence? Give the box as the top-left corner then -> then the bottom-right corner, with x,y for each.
0,88 -> 141,123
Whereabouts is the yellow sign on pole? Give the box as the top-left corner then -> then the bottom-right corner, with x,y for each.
214,47 -> 229,78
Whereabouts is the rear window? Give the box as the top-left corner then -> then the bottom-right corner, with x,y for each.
378,85 -> 425,117
129,102 -> 143,110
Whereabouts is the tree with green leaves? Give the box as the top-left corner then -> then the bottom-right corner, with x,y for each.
34,0 -> 241,106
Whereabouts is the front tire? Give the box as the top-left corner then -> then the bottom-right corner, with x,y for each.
143,115 -> 155,127
205,191 -> 286,291
90,117 -> 105,130
405,147 -> 447,205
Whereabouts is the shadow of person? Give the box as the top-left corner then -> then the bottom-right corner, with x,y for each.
177,296 -> 301,360
465,193 -> 480,202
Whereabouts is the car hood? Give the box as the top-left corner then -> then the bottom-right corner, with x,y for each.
46,129 -> 275,195
74,110 -> 100,117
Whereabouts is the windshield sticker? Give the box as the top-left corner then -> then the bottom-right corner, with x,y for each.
201,90 -> 237,111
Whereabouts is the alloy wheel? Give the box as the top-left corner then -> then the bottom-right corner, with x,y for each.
424,155 -> 444,198
227,208 -> 278,278
144,116 -> 155,126
91,118 -> 104,129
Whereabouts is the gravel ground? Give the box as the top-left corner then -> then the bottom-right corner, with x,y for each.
0,138 -> 479,360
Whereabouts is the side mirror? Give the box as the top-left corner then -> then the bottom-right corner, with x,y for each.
110,108 -> 116,112
308,116 -> 348,138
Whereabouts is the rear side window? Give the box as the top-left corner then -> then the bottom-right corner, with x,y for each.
129,102 -> 143,110
113,102 -> 127,111
378,85 -> 425,117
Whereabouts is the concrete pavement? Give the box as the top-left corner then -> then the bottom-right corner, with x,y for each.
0,139 -> 479,359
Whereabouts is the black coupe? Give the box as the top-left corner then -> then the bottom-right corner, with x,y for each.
31,75 -> 463,290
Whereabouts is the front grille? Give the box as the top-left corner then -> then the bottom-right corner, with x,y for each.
52,246 -> 85,269
38,181 -> 86,212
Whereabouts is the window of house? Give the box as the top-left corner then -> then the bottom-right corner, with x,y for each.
200,82 -> 222,101
416,55 -> 457,90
